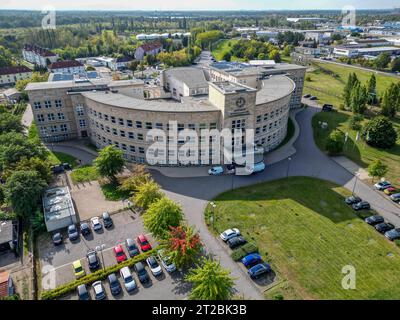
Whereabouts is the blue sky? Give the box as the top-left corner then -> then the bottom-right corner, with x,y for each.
0,0 -> 399,10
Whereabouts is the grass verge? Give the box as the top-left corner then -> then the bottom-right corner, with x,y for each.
70,165 -> 100,184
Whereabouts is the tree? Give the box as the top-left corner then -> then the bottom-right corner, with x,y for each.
325,130 -> 345,155
93,145 -> 125,183
0,113 -> 24,135
268,49 -> 281,62
4,170 -> 47,220
343,73 -> 359,109
348,114 -> 363,131
391,57 -> 400,72
0,45 -> 13,68
222,52 -> 232,62
368,160 -> 388,181
134,180 -> 163,210
366,74 -> 377,105
0,132 -> 48,171
3,157 -> 52,183
362,116 -> 397,149
143,197 -> 183,239
164,225 -> 202,268
374,53 -> 391,70
186,257 -> 234,300
350,82 -> 368,114
118,164 -> 151,196
380,82 -> 400,118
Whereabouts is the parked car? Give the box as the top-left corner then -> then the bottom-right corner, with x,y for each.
107,273 -> 122,296
125,238 -> 140,257
384,187 -> 399,195
248,263 -> 271,279
364,215 -> 384,226
227,236 -> 247,249
220,228 -> 240,242
113,244 -> 127,263
120,267 -> 137,292
77,284 -> 90,300
80,222 -> 91,236
62,163 -> 72,171
157,249 -> 176,273
86,250 -> 100,271
52,232 -> 63,246
102,212 -> 113,228
303,94 -> 311,99
146,256 -> 163,276
322,104 -> 334,112
208,166 -> 224,176
375,222 -> 395,234
385,228 -> 400,241
92,281 -> 106,300
309,96 -> 318,101
390,193 -> 400,203
90,217 -> 103,232
134,262 -> 150,283
345,196 -> 362,205
241,253 -> 262,268
51,164 -> 64,174
352,201 -> 371,211
67,224 -> 79,241
72,260 -> 85,279
137,234 -> 152,252
374,181 -> 392,191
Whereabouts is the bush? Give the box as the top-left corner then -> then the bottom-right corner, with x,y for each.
394,239 -> 400,248
274,293 -> 284,300
230,243 -> 258,261
41,249 -> 157,300
325,130 -> 345,155
70,165 -> 99,183
348,114 -> 363,131
362,116 -> 398,149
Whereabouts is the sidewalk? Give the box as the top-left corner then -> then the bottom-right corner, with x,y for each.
331,156 -> 370,180
152,108 -> 304,178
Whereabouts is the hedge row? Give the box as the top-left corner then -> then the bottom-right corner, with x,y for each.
41,248 -> 158,300
230,243 -> 258,261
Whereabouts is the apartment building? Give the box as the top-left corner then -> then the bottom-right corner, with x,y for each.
22,44 -> 58,68
0,66 -> 32,86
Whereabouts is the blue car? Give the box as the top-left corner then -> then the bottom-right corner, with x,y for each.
248,263 -> 271,279
241,253 -> 262,268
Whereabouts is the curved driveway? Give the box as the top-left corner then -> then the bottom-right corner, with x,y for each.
151,105 -> 400,300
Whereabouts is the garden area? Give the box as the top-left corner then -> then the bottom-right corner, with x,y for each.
206,177 -> 400,300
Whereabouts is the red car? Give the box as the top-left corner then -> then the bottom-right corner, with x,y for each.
113,244 -> 127,263
136,234 -> 152,252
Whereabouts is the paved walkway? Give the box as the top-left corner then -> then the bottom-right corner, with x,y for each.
331,156 -> 370,180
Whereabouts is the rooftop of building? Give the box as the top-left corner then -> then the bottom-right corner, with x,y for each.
42,187 -> 76,223
49,60 -> 84,70
256,75 -> 295,105
0,65 -> 32,76
23,44 -> 57,57
163,67 -> 209,88
210,81 -> 256,94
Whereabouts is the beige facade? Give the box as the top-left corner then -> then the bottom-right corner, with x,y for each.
26,66 -> 295,166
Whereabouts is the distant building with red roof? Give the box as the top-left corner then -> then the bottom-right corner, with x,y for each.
134,41 -> 163,61
0,65 -> 32,86
48,60 -> 85,74
22,44 -> 59,68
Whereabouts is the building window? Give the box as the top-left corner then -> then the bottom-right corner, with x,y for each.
156,123 -> 163,129
129,145 -> 136,153
139,147 -> 145,154
145,122 -> 152,129
47,113 -> 55,121
136,121 -> 142,129
118,118 -> 124,126
76,106 -> 84,116
106,126 -> 110,133
45,101 -> 52,108
104,114 -> 109,121
121,143 -> 127,151
111,116 -> 116,124
33,102 -> 42,110
127,120 -> 133,127
57,113 -> 65,120
210,123 -> 217,130
39,126 -> 47,135
256,115 -> 261,123
37,114 -> 45,122
79,119 -> 86,128
114,141 -> 120,148
55,100 -> 62,108
120,130 -> 126,137
50,125 -> 58,133
138,133 -> 143,141
112,128 -> 117,136
128,132 -> 134,139
188,124 -> 195,130
60,124 -> 68,132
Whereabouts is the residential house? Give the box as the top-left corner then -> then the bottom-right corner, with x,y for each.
0,66 -> 32,87
134,42 -> 163,61
22,44 -> 58,68
48,60 -> 85,74
108,56 -> 134,71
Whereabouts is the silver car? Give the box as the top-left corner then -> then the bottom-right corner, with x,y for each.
157,249 -> 176,273
119,267 -> 137,292
92,281 -> 106,300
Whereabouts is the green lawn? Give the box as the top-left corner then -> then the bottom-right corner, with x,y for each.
212,39 -> 240,61
47,151 -> 79,168
100,182 -> 130,201
206,177 -> 400,300
313,111 -> 400,184
70,165 -> 100,184
304,61 -> 398,107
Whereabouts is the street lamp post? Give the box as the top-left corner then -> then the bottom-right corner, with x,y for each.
286,157 -> 292,178
352,172 -> 359,196
210,202 -> 217,231
95,244 -> 106,270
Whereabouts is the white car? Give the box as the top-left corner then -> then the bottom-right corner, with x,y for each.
157,249 -> 177,273
119,266 -> 137,293
92,281 -> 106,300
220,228 -> 240,242
208,166 -> 224,176
146,256 -> 163,276
90,217 -> 103,231
374,181 -> 391,191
